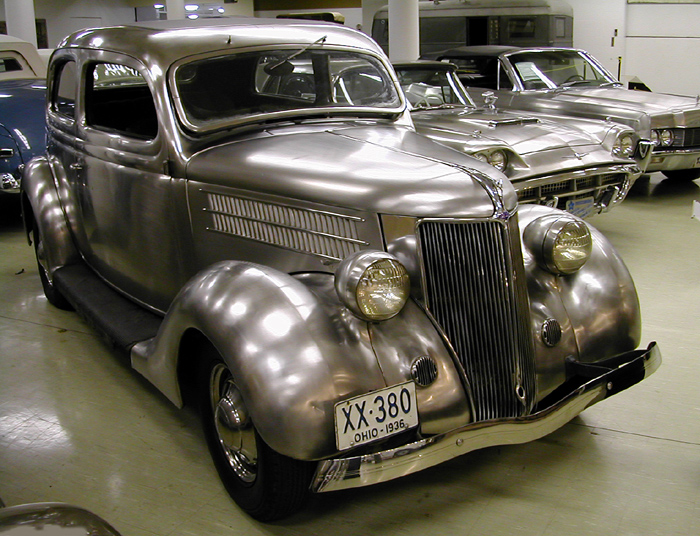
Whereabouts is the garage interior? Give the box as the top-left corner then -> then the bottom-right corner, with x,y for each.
1,0 -> 700,534
1,173 -> 698,535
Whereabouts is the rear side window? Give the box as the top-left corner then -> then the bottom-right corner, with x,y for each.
85,62 -> 158,140
52,60 -> 78,119
0,57 -> 22,72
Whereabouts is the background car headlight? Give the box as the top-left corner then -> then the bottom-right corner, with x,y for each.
613,133 -> 635,158
653,129 -> 674,146
473,149 -> 508,172
335,251 -> 410,321
524,215 -> 593,275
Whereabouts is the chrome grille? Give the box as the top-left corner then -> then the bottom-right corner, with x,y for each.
419,218 -> 536,422
518,172 -> 627,210
205,192 -> 367,261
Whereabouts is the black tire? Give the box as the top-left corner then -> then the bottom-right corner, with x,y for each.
33,219 -> 73,311
200,353 -> 313,521
661,169 -> 700,181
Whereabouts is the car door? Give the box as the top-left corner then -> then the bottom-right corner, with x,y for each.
48,51 -> 185,314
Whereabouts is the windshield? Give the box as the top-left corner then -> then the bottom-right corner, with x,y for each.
173,48 -> 402,132
394,67 -> 474,109
507,50 -> 615,90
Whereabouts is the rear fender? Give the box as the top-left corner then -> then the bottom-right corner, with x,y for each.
21,156 -> 79,277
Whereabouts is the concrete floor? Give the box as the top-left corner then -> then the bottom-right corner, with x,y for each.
1,173 -> 698,536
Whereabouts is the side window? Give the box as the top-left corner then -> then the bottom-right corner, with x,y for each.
0,57 -> 22,72
498,65 -> 514,90
52,60 -> 78,119
85,62 -> 158,140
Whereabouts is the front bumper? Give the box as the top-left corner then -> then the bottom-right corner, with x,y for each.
646,148 -> 700,172
311,341 -> 660,493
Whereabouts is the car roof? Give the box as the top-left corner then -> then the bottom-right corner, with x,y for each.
393,60 -> 456,70
0,34 -> 46,80
56,17 -> 386,71
431,45 -> 521,58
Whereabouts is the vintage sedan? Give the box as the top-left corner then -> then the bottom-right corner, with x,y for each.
0,35 -> 47,196
427,45 -> 700,180
392,61 -> 652,217
21,19 -> 660,521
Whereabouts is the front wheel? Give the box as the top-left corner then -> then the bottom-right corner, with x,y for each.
200,355 -> 314,521
661,169 -> 700,181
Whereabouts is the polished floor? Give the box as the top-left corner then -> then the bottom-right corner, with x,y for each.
1,173 -> 699,536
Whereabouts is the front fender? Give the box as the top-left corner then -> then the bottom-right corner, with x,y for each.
132,261 -> 390,460
131,261 -> 471,461
518,205 -> 641,400
21,156 -> 79,277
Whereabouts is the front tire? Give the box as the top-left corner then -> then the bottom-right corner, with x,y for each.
200,353 -> 313,521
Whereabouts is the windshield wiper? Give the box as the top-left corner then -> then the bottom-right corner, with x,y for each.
264,35 -> 327,75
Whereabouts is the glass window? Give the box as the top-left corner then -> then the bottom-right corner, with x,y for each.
52,60 -> 78,119
507,18 -> 536,39
509,50 -> 612,89
174,49 -> 401,131
85,62 -> 157,139
0,57 -> 22,73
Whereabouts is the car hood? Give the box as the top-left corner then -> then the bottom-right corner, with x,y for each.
0,79 -> 47,160
186,123 -> 516,219
410,107 -> 603,155
507,87 -> 700,130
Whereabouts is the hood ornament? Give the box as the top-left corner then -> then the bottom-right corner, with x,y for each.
482,91 -> 498,111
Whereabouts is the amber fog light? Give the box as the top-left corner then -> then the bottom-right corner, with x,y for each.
524,215 -> 593,275
335,251 -> 410,321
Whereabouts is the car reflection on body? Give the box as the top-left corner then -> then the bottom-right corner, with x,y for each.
391,61 -> 652,218
0,35 -> 47,196
426,45 -> 700,180
21,18 -> 660,521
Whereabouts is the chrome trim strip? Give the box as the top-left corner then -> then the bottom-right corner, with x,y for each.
311,342 -> 660,493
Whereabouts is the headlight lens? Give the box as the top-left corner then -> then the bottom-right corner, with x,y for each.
524,215 -> 593,275
613,133 -> 635,158
474,150 -> 508,171
650,130 -> 660,146
335,251 -> 410,321
660,129 -> 673,146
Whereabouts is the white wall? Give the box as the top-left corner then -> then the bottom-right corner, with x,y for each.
1,0 -> 256,49
568,0 -> 700,96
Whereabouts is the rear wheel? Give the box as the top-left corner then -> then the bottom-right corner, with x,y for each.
33,219 -> 72,310
200,354 -> 313,521
661,169 -> 700,181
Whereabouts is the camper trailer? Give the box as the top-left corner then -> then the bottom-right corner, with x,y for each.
372,0 -> 573,56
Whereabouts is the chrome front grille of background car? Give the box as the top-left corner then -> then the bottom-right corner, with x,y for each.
205,192 -> 368,261
517,171 -> 626,209
418,218 -> 536,422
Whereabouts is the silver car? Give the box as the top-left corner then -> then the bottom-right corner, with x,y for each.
392,61 -> 652,217
21,19 -> 660,521
428,45 -> 700,180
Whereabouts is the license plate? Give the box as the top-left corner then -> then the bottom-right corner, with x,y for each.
565,197 -> 595,219
334,381 -> 418,451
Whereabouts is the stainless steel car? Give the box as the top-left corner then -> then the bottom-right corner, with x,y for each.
0,35 -> 47,196
392,61 -> 652,217
21,19 -> 660,521
427,45 -> 700,180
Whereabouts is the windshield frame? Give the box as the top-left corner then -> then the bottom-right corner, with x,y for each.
394,64 -> 478,110
501,48 -> 618,91
168,44 -> 406,134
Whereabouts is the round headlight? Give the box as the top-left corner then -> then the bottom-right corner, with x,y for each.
524,215 -> 593,275
613,133 -> 635,158
487,149 -> 508,171
335,251 -> 410,321
473,152 -> 489,163
660,129 -> 674,146
650,130 -> 660,146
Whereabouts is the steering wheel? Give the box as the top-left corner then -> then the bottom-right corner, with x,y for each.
564,74 -> 585,83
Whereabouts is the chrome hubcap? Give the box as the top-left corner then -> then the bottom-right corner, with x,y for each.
210,363 -> 257,483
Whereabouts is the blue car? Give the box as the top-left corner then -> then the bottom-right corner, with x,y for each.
0,35 -> 46,196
